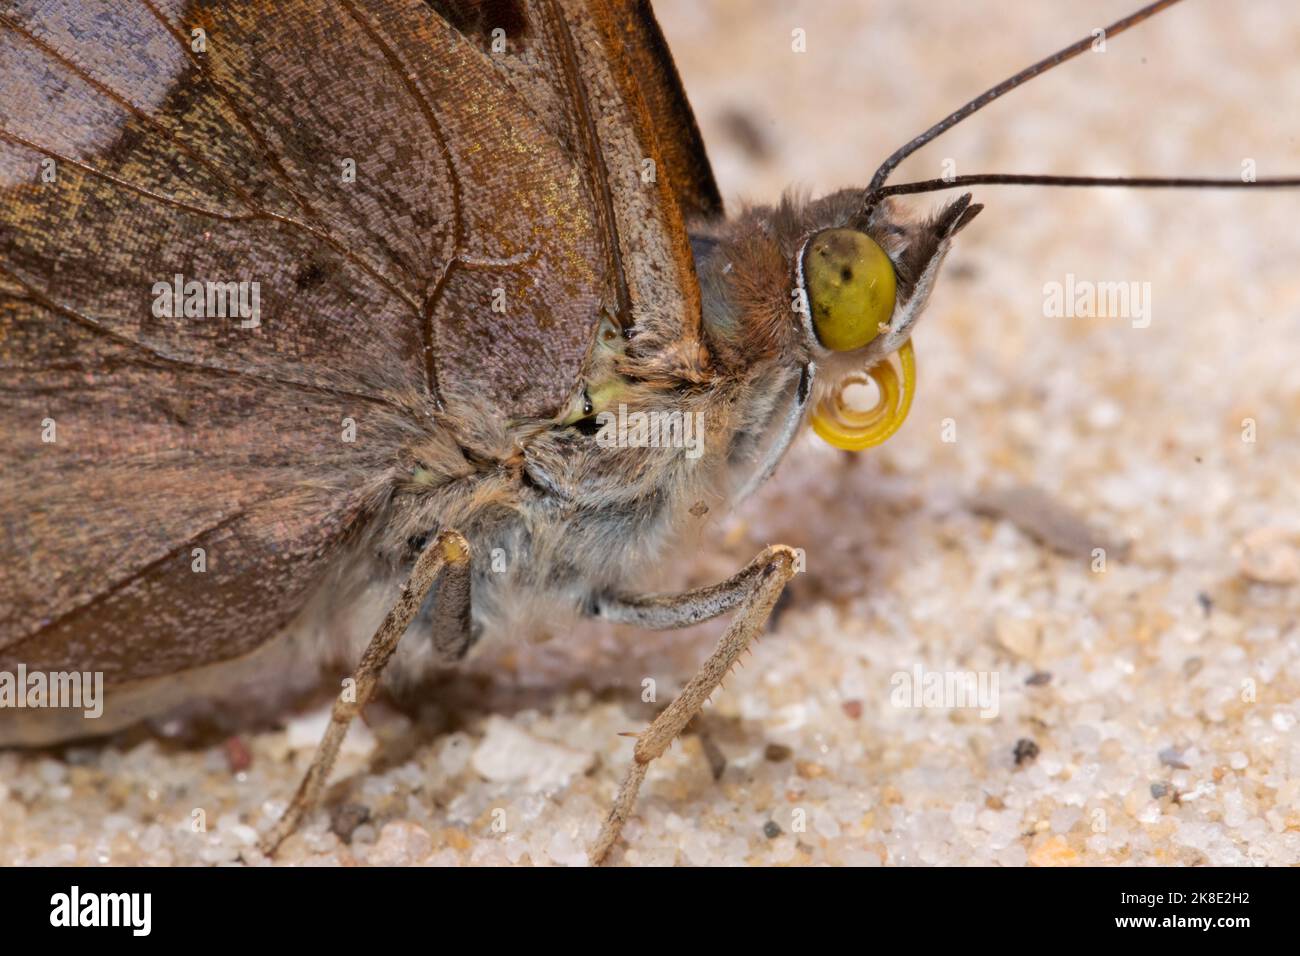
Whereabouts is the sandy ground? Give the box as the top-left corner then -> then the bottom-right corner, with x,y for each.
3,0 -> 1300,866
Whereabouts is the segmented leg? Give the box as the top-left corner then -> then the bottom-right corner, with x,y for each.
588,545 -> 799,864
259,530 -> 471,855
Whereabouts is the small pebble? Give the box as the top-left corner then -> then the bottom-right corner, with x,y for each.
994,615 -> 1039,660
1197,592 -> 1214,616
330,803 -> 371,843
1013,739 -> 1040,766
764,743 -> 792,762
367,821 -> 434,866
471,716 -> 594,791
1158,746 -> 1190,770
223,736 -> 252,774
1029,835 -> 1079,867
763,821 -> 782,839
1235,527 -> 1300,584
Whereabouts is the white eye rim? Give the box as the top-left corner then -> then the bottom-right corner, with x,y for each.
793,237 -> 821,350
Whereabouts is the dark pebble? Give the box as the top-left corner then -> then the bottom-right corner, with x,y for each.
329,802 -> 371,843
1013,738 -> 1040,766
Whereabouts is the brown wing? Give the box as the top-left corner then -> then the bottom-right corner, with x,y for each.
427,0 -> 720,378
615,0 -> 723,223
0,0 -> 613,683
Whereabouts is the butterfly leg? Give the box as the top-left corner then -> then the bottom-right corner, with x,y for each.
587,544 -> 800,865
259,530 -> 471,856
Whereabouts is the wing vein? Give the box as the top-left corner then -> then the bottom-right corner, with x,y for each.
0,13 -> 266,213
0,272 -> 404,410
134,1 -> 337,242
336,0 -> 473,402
0,129 -> 424,316
3,508 -> 248,649
541,0 -> 632,331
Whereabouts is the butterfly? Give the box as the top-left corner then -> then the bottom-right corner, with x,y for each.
1,0 -> 1295,864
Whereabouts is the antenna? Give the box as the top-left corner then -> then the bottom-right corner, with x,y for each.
861,1 -> 1192,212
876,173 -> 1300,197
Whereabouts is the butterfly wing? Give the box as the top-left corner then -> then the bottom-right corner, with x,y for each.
611,0 -> 723,223
0,0 -> 625,685
427,0 -> 720,381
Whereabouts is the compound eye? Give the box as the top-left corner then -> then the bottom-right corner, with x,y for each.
802,228 -> 896,352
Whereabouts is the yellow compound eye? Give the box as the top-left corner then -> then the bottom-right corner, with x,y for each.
811,338 -> 916,451
802,228 -> 896,352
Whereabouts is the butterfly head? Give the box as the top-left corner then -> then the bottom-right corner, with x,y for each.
788,190 -> 982,450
